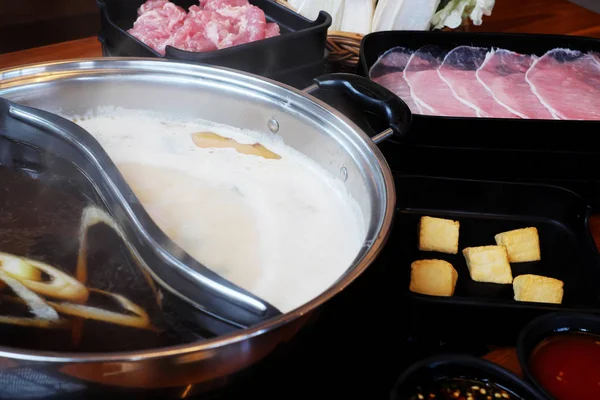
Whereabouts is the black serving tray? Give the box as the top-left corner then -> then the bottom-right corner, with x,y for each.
97,0 -> 331,88
390,174 -> 600,345
358,30 -> 600,150
355,31 -> 600,209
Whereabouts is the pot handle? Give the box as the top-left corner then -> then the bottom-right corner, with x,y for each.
304,73 -> 412,144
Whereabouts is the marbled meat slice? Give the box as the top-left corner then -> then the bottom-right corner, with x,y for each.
526,48 -> 600,120
201,0 -> 248,8
170,7 -> 219,52
138,0 -> 172,14
370,46 -> 414,71
215,4 -> 267,47
476,49 -> 556,119
369,47 -> 422,114
404,45 -> 477,117
127,0 -> 187,55
265,23 -> 280,38
371,72 -> 423,114
438,46 -> 518,118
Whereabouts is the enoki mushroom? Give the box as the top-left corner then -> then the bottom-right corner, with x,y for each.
0,252 -> 89,303
0,315 -> 70,329
0,269 -> 59,321
0,206 -> 156,331
0,256 -> 153,331
48,289 -> 152,330
0,252 -> 42,282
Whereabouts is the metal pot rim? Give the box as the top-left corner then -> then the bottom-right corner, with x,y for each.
0,57 -> 396,363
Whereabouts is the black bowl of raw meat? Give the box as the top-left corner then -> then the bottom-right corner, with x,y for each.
390,354 -> 545,400
97,0 -> 331,87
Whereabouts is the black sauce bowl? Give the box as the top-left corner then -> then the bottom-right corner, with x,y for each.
390,354 -> 545,400
517,311 -> 600,400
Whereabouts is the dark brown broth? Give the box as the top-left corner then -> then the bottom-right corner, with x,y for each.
0,165 -> 204,352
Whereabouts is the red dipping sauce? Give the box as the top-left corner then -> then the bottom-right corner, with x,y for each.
529,331 -> 600,400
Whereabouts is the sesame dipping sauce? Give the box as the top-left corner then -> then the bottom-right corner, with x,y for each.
407,378 -> 521,400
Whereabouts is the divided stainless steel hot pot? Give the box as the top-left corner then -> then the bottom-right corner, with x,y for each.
0,58 -> 410,398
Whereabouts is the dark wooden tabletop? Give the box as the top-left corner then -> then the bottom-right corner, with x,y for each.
470,0 -> 600,37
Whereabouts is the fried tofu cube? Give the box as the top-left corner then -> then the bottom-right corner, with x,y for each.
495,227 -> 541,263
418,216 -> 460,254
462,245 -> 513,284
409,259 -> 458,297
513,274 -> 564,304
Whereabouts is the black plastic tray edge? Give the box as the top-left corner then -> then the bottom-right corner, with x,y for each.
0,98 -> 282,329
359,30 -> 600,77
98,38 -> 327,88
97,0 -> 331,63
394,174 -> 600,313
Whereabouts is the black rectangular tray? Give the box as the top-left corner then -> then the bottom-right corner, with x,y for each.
99,38 -> 326,89
376,142 -> 600,212
97,0 -> 330,87
354,31 -> 600,209
388,174 -> 600,345
358,30 -> 600,151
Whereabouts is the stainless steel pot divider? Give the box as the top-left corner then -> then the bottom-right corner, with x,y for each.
0,97 -> 283,329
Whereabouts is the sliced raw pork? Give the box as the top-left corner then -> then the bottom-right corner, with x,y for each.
130,0 -> 280,54
438,46 -> 518,118
170,7 -> 220,52
128,0 -> 187,55
526,49 -> 600,120
476,49 -> 556,119
404,45 -> 477,117
265,23 -> 280,38
200,0 -> 248,8
369,47 -> 422,114
370,46 -> 414,71
139,0 -> 174,14
180,1 -> 268,50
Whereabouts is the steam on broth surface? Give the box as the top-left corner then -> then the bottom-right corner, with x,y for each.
72,107 -> 366,313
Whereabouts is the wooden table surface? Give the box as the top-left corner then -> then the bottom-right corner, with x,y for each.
0,0 -> 598,380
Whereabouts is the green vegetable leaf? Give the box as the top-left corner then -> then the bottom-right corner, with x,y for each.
431,0 -> 495,29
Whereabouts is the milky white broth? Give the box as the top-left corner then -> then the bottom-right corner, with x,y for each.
71,107 -> 366,313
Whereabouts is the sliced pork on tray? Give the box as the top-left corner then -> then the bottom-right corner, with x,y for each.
438,46 -> 518,118
526,49 -> 600,120
369,45 -> 600,120
403,45 -> 477,117
476,49 -> 556,120
128,0 -> 280,55
370,47 -> 422,113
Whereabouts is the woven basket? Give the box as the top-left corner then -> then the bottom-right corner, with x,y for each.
275,0 -> 471,72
